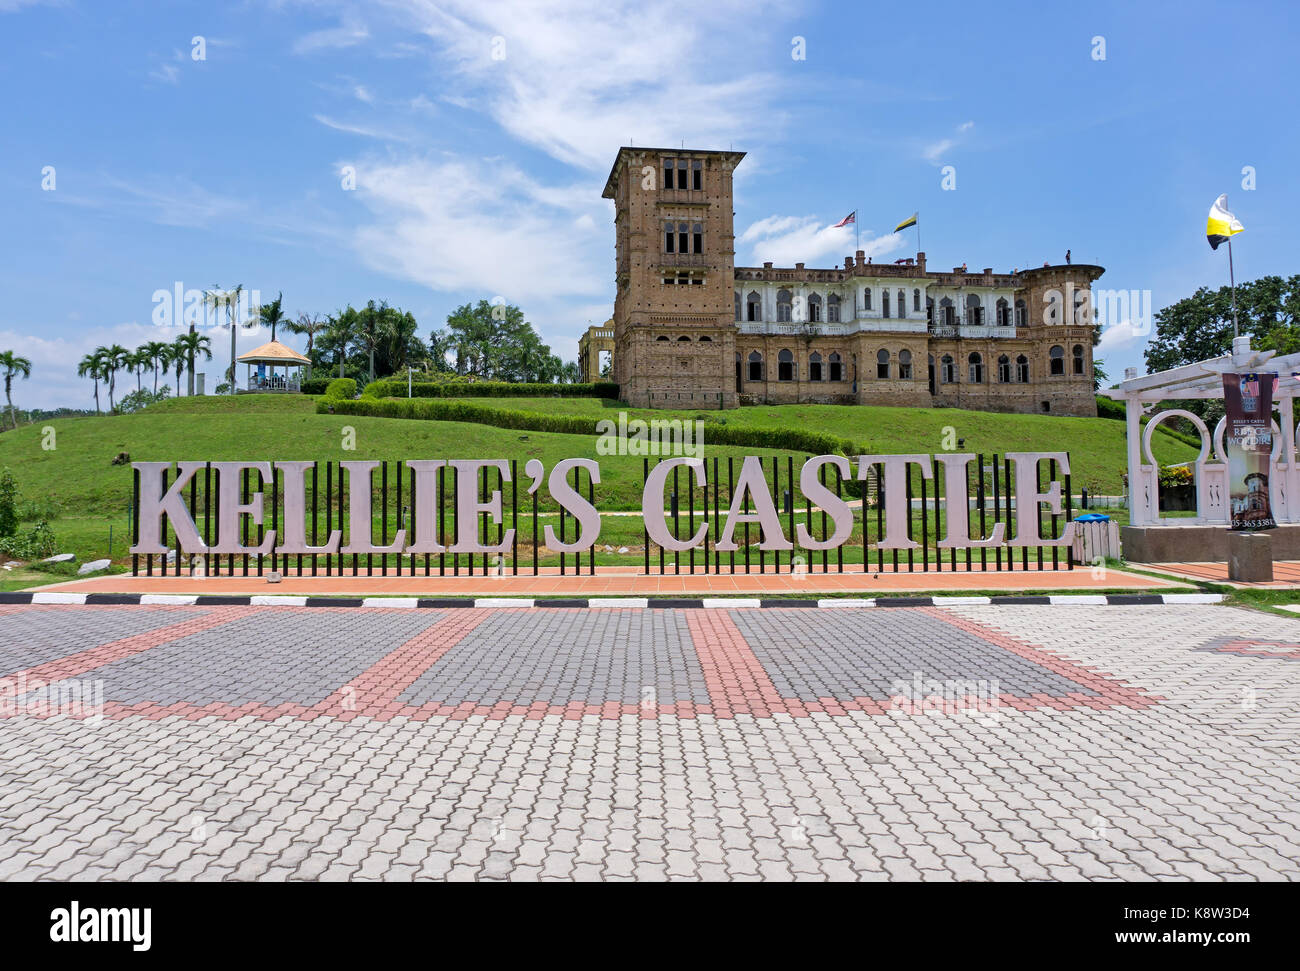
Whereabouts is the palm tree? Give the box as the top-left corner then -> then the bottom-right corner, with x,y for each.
327,308 -> 359,378
143,340 -> 170,394
78,350 -> 106,413
356,301 -> 387,385
284,313 -> 326,380
253,291 -> 287,343
0,350 -> 32,429
103,344 -> 129,411
173,332 -> 212,396
129,347 -> 147,393
171,338 -> 187,395
204,284 -> 244,394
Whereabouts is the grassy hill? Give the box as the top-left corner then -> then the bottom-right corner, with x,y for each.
0,393 -> 1196,575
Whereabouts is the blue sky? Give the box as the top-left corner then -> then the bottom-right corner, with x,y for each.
1,0 -> 1297,408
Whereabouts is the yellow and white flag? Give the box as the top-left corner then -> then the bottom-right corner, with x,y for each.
1206,194 -> 1244,250
894,212 -> 918,233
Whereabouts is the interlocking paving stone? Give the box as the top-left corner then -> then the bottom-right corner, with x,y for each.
63,609 -> 442,707
1,602 -> 1298,882
398,609 -> 709,707
727,608 -> 1095,701
0,606 -> 201,674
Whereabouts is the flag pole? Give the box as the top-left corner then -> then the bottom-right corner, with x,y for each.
855,212 -> 859,253
1228,236 -> 1239,340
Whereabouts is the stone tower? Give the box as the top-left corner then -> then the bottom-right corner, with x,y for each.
602,147 -> 745,409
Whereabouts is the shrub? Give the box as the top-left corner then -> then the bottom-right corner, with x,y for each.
1158,465 -> 1194,488
325,378 -> 357,400
361,380 -> 620,400
318,397 -> 863,461
300,378 -> 332,396
0,468 -> 16,539
0,520 -> 57,559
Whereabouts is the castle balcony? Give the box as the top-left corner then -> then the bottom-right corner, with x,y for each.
657,253 -> 711,268
656,189 -> 709,206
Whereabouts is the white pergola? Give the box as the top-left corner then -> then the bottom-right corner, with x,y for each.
1099,336 -> 1300,527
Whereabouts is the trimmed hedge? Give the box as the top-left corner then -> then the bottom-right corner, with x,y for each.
361,380 -> 621,400
300,378 -> 332,396
317,396 -> 861,459
325,377 -> 357,399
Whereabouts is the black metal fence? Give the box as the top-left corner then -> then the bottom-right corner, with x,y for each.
130,453 -> 1073,577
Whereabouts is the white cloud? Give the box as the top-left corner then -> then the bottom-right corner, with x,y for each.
1096,318 -> 1149,356
740,215 -> 904,267
385,0 -> 789,170
346,155 -> 607,302
293,19 -> 369,55
922,120 -> 974,163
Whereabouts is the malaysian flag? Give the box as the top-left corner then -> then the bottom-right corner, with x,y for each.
832,211 -> 856,228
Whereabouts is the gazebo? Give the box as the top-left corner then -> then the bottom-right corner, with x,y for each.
237,340 -> 311,393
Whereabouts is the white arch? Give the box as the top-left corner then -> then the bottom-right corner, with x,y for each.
1142,409 -> 1211,468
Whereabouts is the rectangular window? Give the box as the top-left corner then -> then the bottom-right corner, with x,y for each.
678,229 -> 688,253
663,159 -> 674,189
665,227 -> 674,253
810,362 -> 823,381
829,362 -> 843,381
693,231 -> 702,253
677,161 -> 688,189
692,162 -> 702,191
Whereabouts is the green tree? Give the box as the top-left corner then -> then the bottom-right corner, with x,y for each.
173,332 -> 212,396
0,351 -> 32,429
103,344 -> 129,411
441,300 -> 574,382
77,350 -> 106,413
253,290 -> 287,343
1145,275 -> 1300,373
204,284 -> 245,394
143,340 -> 171,394
284,313 -> 326,380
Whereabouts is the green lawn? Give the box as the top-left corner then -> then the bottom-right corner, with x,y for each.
452,396 -> 1196,495
0,392 -> 1192,577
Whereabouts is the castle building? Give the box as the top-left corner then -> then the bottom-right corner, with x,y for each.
599,146 -> 1103,415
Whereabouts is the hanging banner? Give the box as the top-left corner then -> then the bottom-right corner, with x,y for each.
1222,372 -> 1278,530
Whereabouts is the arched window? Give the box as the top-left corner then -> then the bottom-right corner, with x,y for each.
656,335 -> 670,342
699,335 -> 712,342
807,292 -> 822,323
882,290 -> 890,318
827,293 -> 841,323
1072,343 -> 1085,375
926,297 -> 934,323
876,348 -> 890,380
897,289 -> 905,318
1015,299 -> 1027,327
996,297 -> 1010,327
898,349 -> 913,380
1049,344 -> 1065,376
734,291 -> 741,321
966,293 -> 983,327
941,354 -> 955,384
1016,354 -> 1030,383
663,221 -> 675,253
828,352 -> 843,382
939,297 -> 955,327
809,351 -> 823,382
747,350 -> 763,382
863,288 -> 873,311
913,289 -> 921,312
968,352 -> 984,384
777,289 -> 792,322
997,354 -> 1011,383
677,335 -> 691,342
778,348 -> 795,381
746,290 -> 762,321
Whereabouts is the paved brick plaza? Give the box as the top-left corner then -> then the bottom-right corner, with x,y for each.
0,602 -> 1297,880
